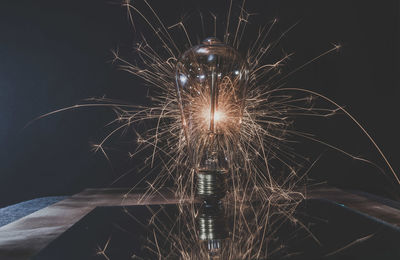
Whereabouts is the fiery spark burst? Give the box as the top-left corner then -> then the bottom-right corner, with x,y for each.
105,6 -> 322,202
31,0 -> 399,258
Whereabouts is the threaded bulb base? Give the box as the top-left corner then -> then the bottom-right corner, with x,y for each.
196,170 -> 227,203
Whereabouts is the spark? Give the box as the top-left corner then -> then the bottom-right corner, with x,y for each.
96,236 -> 112,260
325,233 -> 375,257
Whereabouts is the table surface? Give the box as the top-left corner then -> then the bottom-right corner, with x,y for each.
0,186 -> 399,260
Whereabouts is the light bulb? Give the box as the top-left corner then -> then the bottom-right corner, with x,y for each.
176,37 -> 249,202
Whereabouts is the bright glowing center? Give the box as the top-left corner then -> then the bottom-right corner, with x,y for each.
202,108 -> 226,126
214,110 -> 225,122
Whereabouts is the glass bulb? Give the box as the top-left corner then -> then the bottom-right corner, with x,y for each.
176,37 -> 249,201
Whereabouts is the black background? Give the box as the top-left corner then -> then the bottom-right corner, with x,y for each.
0,0 -> 398,207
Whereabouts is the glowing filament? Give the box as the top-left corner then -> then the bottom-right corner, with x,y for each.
201,107 -> 226,131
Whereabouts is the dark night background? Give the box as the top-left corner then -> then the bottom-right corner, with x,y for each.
0,0 -> 398,207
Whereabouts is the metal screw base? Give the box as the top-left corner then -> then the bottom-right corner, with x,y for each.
196,170 -> 227,203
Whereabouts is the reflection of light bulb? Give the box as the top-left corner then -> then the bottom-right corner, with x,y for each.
176,37 -> 249,202
197,203 -> 228,259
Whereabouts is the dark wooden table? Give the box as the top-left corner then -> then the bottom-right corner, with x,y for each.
0,186 -> 399,260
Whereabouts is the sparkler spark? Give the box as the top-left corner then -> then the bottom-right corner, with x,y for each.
29,0 -> 399,258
